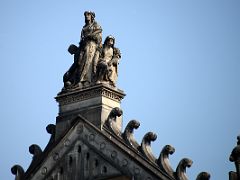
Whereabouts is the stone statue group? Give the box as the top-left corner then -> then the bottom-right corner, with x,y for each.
63,11 -> 121,90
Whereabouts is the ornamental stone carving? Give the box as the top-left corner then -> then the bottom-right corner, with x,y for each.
157,145 -> 175,179
122,120 -> 140,149
63,11 -> 121,91
95,35 -> 121,87
196,172 -> 210,180
11,165 -> 25,180
140,132 -> 157,162
63,11 -> 102,89
176,158 -> 193,180
105,107 -> 123,136
229,135 -> 240,180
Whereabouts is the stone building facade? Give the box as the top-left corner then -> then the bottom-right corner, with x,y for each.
11,11 -> 239,180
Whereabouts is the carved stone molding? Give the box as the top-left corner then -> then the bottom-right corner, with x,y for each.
56,84 -> 125,106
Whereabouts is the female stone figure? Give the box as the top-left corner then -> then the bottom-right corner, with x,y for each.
63,11 -> 102,89
78,11 -> 102,86
96,35 -> 121,87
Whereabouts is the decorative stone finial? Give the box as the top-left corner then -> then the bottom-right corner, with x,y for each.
44,124 -> 56,151
46,124 -> 56,135
28,144 -> 43,170
29,144 -> 42,158
105,107 -> 123,136
176,158 -> 193,180
229,135 -> 240,180
157,145 -> 175,178
196,172 -> 210,180
122,120 -> 140,149
140,132 -> 157,162
11,165 -> 25,180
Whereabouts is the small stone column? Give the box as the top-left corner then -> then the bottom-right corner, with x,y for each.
55,84 -> 125,140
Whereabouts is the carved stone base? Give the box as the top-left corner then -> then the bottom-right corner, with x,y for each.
55,84 -> 125,140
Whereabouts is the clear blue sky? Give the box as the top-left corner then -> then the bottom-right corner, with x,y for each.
0,1 -> 239,179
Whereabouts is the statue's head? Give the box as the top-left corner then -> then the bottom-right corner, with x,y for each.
84,11 -> 95,22
104,35 -> 115,47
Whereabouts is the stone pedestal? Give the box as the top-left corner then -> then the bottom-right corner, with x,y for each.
55,84 -> 125,140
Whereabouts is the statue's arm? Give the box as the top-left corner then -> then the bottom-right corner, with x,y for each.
110,48 -> 121,66
79,23 -> 102,45
88,23 -> 102,42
